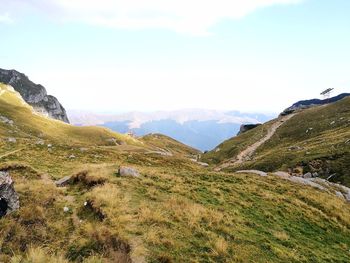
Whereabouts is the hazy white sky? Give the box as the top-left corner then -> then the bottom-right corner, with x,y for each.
1,0 -> 349,113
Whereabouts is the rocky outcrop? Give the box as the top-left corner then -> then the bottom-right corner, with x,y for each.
237,124 -> 261,135
280,93 -> 350,116
0,171 -> 19,217
0,68 -> 69,123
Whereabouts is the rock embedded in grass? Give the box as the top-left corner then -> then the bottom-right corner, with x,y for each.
0,171 -> 19,217
118,166 -> 140,177
7,137 -> 16,143
55,175 -> 72,187
236,170 -> 268,177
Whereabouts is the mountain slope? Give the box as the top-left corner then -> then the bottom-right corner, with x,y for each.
0,83 -> 139,147
140,133 -> 200,157
0,68 -> 69,123
203,97 -> 350,186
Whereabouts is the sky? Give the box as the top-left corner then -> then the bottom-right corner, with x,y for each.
0,0 -> 349,114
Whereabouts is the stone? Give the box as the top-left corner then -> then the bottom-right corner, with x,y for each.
47,144 -> 52,148
197,162 -> 209,167
0,171 -> 19,217
303,172 -> 313,179
236,170 -> 268,177
55,176 -> 72,187
63,206 -> 70,213
36,140 -> 45,145
335,191 -> 344,199
273,171 -> 291,178
118,166 -> 140,177
7,137 -> 16,143
0,116 -> 14,125
237,124 -> 262,135
68,154 -> 76,159
288,146 -> 303,151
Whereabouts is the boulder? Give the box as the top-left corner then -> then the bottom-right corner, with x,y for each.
0,171 -> 19,217
118,166 -> 140,177
273,171 -> 291,178
237,124 -> 261,135
7,137 -> 16,143
236,170 -> 268,177
288,146 -> 303,151
0,116 -> 14,125
36,140 -> 45,145
335,191 -> 344,199
302,172 -> 313,179
197,162 -> 209,167
55,176 -> 72,187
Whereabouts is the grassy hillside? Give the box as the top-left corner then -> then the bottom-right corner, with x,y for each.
140,133 -> 200,156
201,120 -> 275,164
203,97 -> 350,186
1,83 -> 350,262
0,83 -> 138,147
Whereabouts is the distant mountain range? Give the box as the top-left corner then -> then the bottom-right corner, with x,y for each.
68,109 -> 275,151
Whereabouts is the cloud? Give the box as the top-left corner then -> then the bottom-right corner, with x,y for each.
0,13 -> 13,24
7,0 -> 303,35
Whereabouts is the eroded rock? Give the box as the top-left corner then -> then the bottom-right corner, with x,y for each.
0,171 -> 19,217
118,166 -> 140,177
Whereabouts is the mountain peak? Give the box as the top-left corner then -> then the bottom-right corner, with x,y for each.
0,68 -> 69,123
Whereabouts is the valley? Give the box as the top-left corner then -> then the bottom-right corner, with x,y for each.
0,77 -> 350,262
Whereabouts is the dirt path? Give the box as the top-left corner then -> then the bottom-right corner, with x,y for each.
216,114 -> 296,171
0,148 -> 24,159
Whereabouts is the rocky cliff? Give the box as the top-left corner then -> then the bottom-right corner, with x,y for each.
0,68 -> 69,123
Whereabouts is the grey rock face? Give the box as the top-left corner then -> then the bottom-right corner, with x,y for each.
0,171 -> 20,217
0,68 -> 69,123
118,166 -> 140,177
237,124 -> 261,135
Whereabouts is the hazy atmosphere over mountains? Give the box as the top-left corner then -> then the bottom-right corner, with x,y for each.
69,109 -> 274,151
